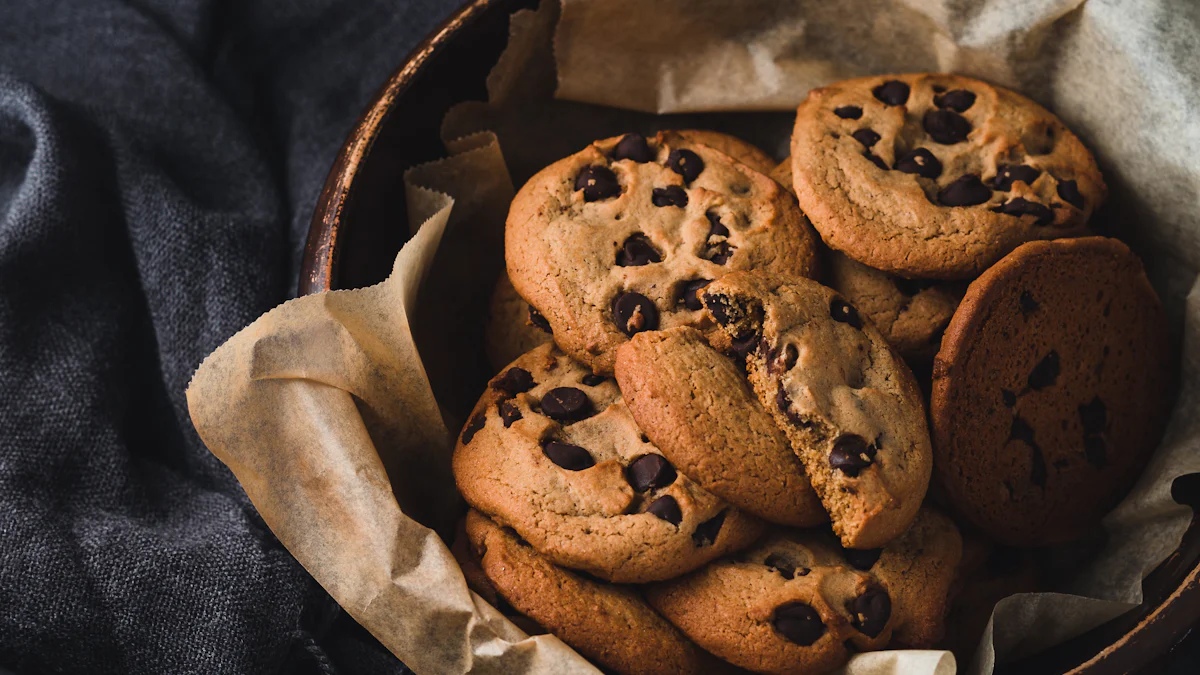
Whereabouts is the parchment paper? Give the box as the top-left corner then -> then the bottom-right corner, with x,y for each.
187,1 -> 1199,674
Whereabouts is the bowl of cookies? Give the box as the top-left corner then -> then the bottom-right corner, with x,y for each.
188,1 -> 1199,674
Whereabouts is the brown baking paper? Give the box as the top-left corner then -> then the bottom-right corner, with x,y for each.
187,0 -> 1198,673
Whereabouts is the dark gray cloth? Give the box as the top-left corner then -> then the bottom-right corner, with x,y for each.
0,1 -> 461,672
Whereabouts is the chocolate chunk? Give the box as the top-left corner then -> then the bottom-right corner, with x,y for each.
705,211 -> 735,264
1084,435 -> 1107,468
498,400 -> 522,427
703,293 -> 734,325
667,148 -> 704,183
993,198 -> 1054,226
542,441 -> 595,471
842,547 -> 883,570
529,306 -> 552,333
575,165 -> 620,201
541,387 -> 594,422
651,185 -> 688,208
852,129 -> 881,148
679,279 -> 712,311
627,454 -> 677,492
834,105 -> 863,119
612,292 -> 659,336
938,174 -> 992,206
1019,291 -> 1039,315
492,367 -> 535,396
1079,396 -> 1107,436
830,297 -> 863,329
647,496 -> 683,525
764,553 -> 799,579
692,510 -> 727,546
708,242 -> 735,265
773,602 -> 826,646
923,109 -> 972,144
616,233 -> 662,266
873,80 -> 910,106
991,165 -> 1041,191
776,384 -> 810,428
863,151 -> 888,170
851,589 -> 891,638
779,343 -> 799,371
1010,417 -> 1036,446
1002,389 -> 1017,407
1027,350 -> 1060,390
729,331 -> 761,358
613,133 -> 654,163
829,434 -> 876,477
581,373 -> 607,387
706,210 -> 730,238
894,148 -> 942,179
461,412 -> 485,445
1057,179 -> 1086,209
893,276 -> 937,296
936,89 -> 976,112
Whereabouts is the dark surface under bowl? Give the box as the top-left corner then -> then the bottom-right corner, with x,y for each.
299,0 -> 1200,672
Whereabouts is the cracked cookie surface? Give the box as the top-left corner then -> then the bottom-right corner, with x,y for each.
790,73 -> 1106,279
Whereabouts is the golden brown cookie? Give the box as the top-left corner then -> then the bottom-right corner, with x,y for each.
450,517 -> 548,636
484,273 -> 555,373
790,73 -> 1106,279
931,237 -> 1173,546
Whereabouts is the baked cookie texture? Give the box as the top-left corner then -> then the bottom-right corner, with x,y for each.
663,129 -> 778,175
463,510 -> 734,675
790,73 -> 1106,279
615,326 -> 827,527
453,343 -> 765,583
702,271 -> 932,549
484,273 -> 555,373
450,516 -> 548,637
931,237 -> 1172,546
506,131 -> 820,375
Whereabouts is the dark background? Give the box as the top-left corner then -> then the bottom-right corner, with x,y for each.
0,1 -> 1196,674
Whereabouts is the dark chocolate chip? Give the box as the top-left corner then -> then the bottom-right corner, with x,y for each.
1079,396 -> 1107,436
575,165 -> 621,201
1019,291 -> 1039,316
894,148 -> 942,179
667,148 -> 704,183
492,367 -> 535,396
773,602 -> 826,646
729,331 -> 761,358
764,553 -> 798,579
936,89 -> 977,112
830,297 -> 863,329
613,133 -> 654,163
679,279 -> 712,311
541,387 -> 594,422
692,510 -> 727,546
1084,435 -> 1107,468
529,306 -> 552,333
706,210 -> 730,237
938,174 -> 992,206
1057,179 -> 1086,209
708,242 -> 735,265
1027,350 -> 1060,390
829,434 -> 876,477
612,292 -> 659,336
873,80 -> 910,106
842,547 -> 883,570
923,109 -> 972,144
581,373 -> 607,387
991,164 -> 1041,191
993,198 -> 1054,226
616,233 -> 662,266
627,454 -> 677,492
852,129 -> 881,148
863,151 -> 888,170
1010,417 -> 1037,446
893,276 -> 937,296
1002,389 -> 1017,407
461,413 -> 485,445
779,343 -> 799,371
651,185 -> 688,207
498,400 -> 522,427
835,105 -> 863,119
542,441 -> 595,471
647,496 -> 683,525
703,293 -> 733,325
851,588 -> 891,638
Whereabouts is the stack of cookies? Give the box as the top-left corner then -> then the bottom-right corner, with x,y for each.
454,74 -> 1173,675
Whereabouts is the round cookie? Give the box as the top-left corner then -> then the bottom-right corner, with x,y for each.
615,326 -> 827,527
484,273 -> 554,372
701,271 -> 932,549
645,529 -> 894,675
464,510 -> 735,675
931,236 -> 1172,546
791,73 -> 1107,279
827,251 -> 965,363
507,131 -> 821,375
663,129 -> 778,175
453,342 -> 766,583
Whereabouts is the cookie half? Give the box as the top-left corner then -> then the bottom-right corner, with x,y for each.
791,73 -> 1106,279
931,236 -> 1173,546
507,131 -> 820,374
453,343 -> 765,583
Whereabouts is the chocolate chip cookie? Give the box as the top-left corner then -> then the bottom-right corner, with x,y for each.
791,73 -> 1107,279
464,510 -> 735,675
484,273 -> 554,372
506,131 -> 821,374
931,237 -> 1172,546
615,326 -> 827,527
702,271 -> 932,549
645,529 -> 894,675
453,343 -> 765,583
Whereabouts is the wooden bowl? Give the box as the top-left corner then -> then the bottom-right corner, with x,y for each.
299,0 -> 1200,671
